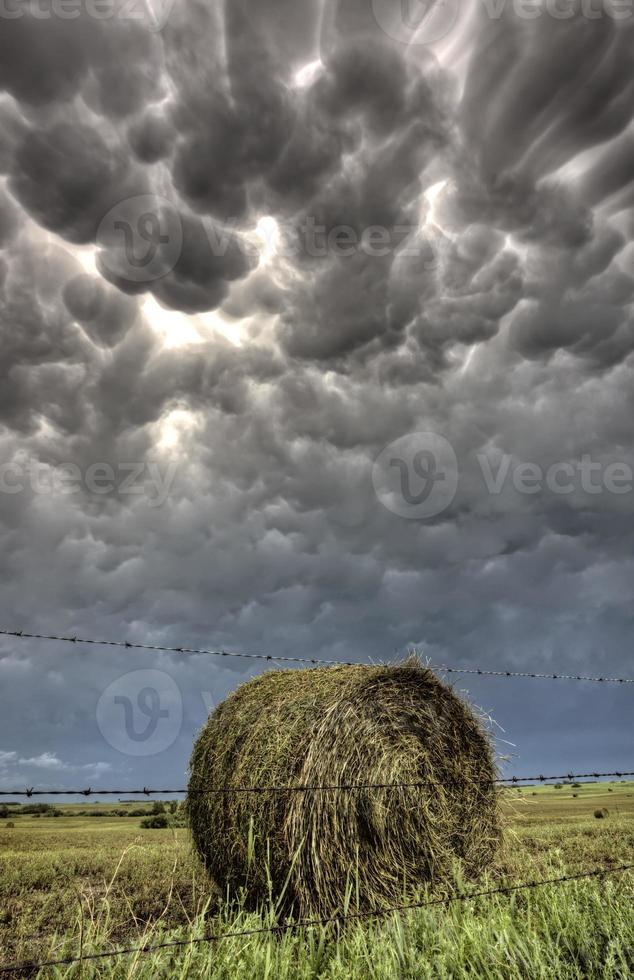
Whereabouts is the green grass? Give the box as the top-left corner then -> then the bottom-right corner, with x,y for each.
1,784 -> 633,978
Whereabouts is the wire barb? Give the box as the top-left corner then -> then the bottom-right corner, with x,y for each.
1,627 -> 632,683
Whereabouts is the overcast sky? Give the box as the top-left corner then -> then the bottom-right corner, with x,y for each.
1,0 -> 633,799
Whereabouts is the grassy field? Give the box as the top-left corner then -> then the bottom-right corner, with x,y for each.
1,782 -> 633,978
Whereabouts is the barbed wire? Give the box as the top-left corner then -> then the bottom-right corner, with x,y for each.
1,863 -> 631,975
1,627 -> 633,684
1,769 -> 632,797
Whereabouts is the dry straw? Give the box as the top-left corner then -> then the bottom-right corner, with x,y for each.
187,659 -> 501,916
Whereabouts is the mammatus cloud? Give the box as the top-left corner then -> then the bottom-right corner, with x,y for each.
0,0 -> 633,785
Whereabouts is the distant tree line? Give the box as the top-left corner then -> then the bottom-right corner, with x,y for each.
0,801 -> 186,823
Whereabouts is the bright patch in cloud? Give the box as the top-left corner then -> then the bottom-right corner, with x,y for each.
157,407 -> 201,451
293,59 -> 323,88
254,216 -> 281,266
143,296 -> 204,349
197,309 -> 244,347
422,180 -> 449,231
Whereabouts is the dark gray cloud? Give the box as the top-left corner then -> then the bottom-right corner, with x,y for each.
0,1 -> 633,792
10,116 -> 148,244
0,3 -> 163,112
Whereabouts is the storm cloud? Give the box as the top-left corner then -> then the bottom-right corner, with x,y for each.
0,0 -> 633,792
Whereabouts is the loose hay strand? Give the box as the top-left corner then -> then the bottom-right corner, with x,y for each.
187,659 -> 502,916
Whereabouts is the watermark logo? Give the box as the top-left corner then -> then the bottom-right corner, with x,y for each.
97,195 -> 182,284
372,0 -> 461,45
372,432 -> 459,519
115,212 -> 168,270
96,669 -> 182,756
374,435 -> 634,521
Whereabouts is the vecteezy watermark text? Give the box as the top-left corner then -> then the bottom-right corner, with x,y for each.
371,0 -> 631,48
373,433 -> 634,520
0,0 -> 177,31
0,459 -> 177,506
277,219 -> 434,261
478,0 -> 632,20
478,454 -> 633,496
2,0 -> 630,39
95,195 -> 439,285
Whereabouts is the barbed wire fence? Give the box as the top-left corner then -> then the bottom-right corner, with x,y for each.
1,865 -> 632,975
2,627 -> 633,683
1,625 -> 633,974
1,770 -> 633,798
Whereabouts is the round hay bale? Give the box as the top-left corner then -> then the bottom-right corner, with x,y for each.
594,807 -> 609,819
187,660 -> 501,915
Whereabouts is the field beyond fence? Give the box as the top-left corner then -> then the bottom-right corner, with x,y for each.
1,781 -> 633,978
